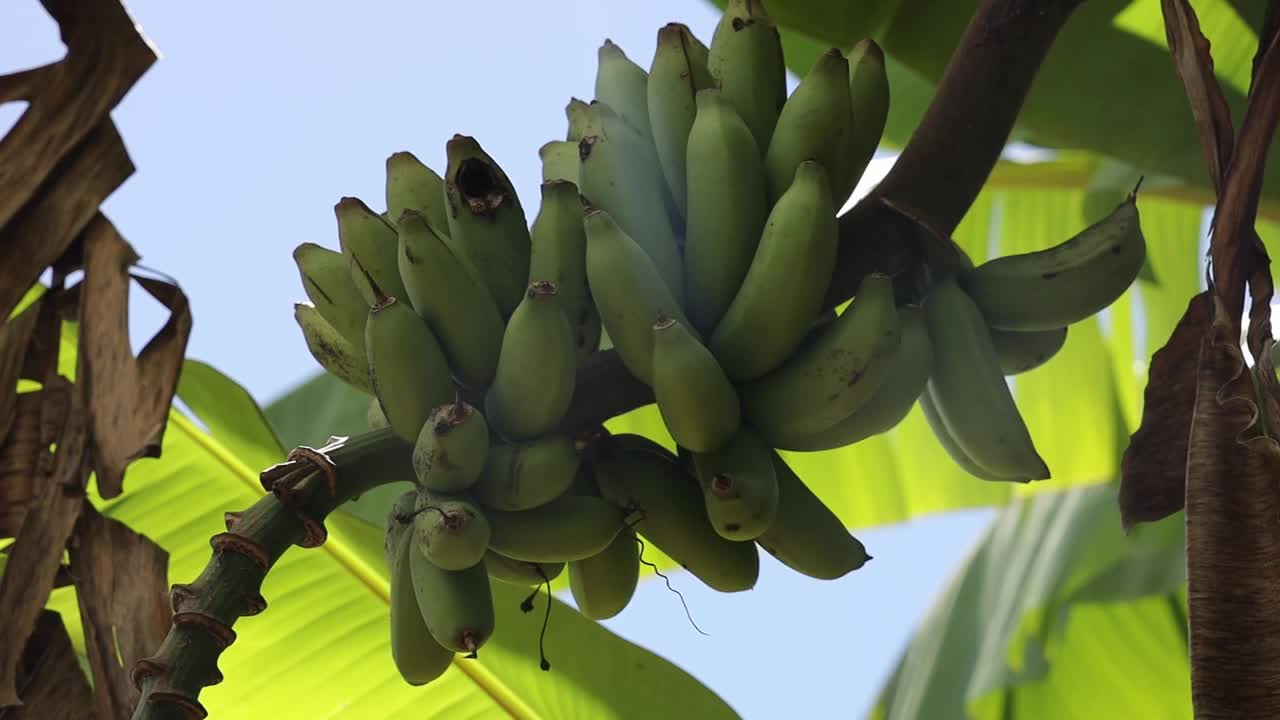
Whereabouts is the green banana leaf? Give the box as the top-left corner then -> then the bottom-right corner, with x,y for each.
727,0 -> 1275,215
35,339 -> 737,718
870,482 -> 1191,719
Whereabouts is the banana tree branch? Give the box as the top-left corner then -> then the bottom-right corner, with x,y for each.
130,429 -> 412,720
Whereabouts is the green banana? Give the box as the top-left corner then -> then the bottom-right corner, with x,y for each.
474,434 -> 581,511
757,453 -> 869,579
367,396 -> 389,431
538,140 -> 579,184
647,22 -> 713,219
336,197 -> 409,306
529,180 -> 601,360
584,209 -> 693,385
710,161 -> 838,380
569,528 -> 640,620
412,401 -> 489,493
578,104 -> 684,300
991,326 -> 1069,375
366,296 -> 456,443
960,193 -> 1146,331
683,88 -> 769,333
652,315 -> 740,453
413,491 -> 491,570
594,434 -> 759,593
293,242 -> 368,353
443,135 -> 532,317
396,209 -> 505,389
386,151 -> 451,239
919,386 -> 1019,482
771,305 -> 929,452
595,40 -> 652,140
763,48 -> 854,206
740,273 -> 900,441
691,426 -> 779,541
843,39 -> 889,195
409,542 -> 495,654
485,281 -> 576,441
486,494 -> 625,563
484,550 -> 564,586
566,98 -> 597,141
707,0 -> 786,154
294,303 -> 372,393
924,278 -> 1049,481
385,491 -> 455,685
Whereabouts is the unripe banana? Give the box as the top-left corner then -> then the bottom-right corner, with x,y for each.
530,181 -> 601,360
757,453 -> 869,580
960,193 -> 1146,331
413,491 -> 491,571
991,326 -> 1068,375
385,491 -> 454,685
538,140 -> 579,184
569,528 -> 640,620
443,135 -> 532,317
566,98 -> 597,141
843,39 -> 890,194
652,316 -> 740,453
486,494 -> 625,563
474,434 -> 581,511
648,22 -> 713,219
919,386 -> 1020,482
484,550 -> 564,586
707,0 -> 786,154
771,305 -> 929,452
412,401 -> 489,493
293,242 -> 368,353
691,426 -> 778,540
367,396 -> 389,431
294,303 -> 372,393
584,209 -> 694,385
396,210 -> 505,389
578,104 -> 684,300
740,273 -> 901,442
386,151 -> 451,240
595,40 -> 652,140
594,434 -> 759,592
710,161 -> 838,380
366,296 -> 456,443
764,48 -> 854,206
485,281 -> 576,441
409,542 -> 495,654
683,88 -> 769,333
925,278 -> 1049,481
336,197 -> 409,307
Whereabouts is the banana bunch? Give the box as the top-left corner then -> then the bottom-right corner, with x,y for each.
288,0 -> 1149,687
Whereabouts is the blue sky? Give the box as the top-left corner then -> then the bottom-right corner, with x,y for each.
1,2 -> 995,717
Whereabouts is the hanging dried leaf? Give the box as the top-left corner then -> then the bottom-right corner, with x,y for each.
2,611 -> 96,720
77,216 -> 192,498
0,381 -> 90,708
1160,0 -> 1234,193
1185,299 -> 1280,717
69,504 -> 169,720
1119,290 -> 1212,529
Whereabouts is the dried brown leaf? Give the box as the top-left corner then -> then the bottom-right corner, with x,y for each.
0,611 -> 96,719
1119,290 -> 1213,529
0,300 -> 43,443
77,216 -> 191,498
0,380 -> 89,708
1161,0 -> 1236,192
1186,297 -> 1280,717
70,504 -> 170,720
0,393 -> 45,538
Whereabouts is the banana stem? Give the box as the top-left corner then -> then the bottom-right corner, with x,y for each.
129,428 -> 412,720
826,0 -> 1086,306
